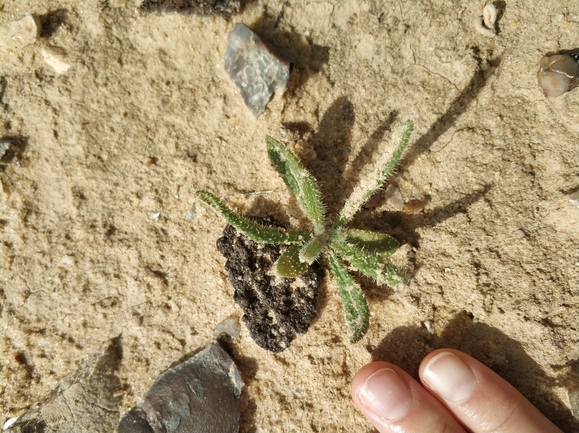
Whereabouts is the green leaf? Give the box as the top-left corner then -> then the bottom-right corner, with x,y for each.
344,229 -> 399,258
331,235 -> 408,288
377,263 -> 410,288
334,120 -> 413,227
331,239 -> 382,280
276,244 -> 310,277
196,191 -> 309,244
328,253 -> 369,343
266,136 -> 325,227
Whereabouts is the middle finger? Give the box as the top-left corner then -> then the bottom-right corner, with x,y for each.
351,361 -> 467,433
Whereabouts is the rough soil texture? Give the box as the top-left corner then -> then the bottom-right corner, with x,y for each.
1,1 -> 578,432
217,220 -> 324,353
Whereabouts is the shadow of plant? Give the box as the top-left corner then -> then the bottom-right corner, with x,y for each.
368,311 -> 579,432
400,50 -> 501,171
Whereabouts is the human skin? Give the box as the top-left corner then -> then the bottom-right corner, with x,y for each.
351,348 -> 563,433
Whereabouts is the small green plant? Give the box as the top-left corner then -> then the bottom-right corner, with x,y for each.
197,121 -> 413,343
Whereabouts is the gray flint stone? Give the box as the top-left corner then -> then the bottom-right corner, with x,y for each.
5,338 -> 122,433
224,23 -> 289,116
118,341 -> 243,433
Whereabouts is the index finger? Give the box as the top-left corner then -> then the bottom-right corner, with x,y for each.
419,349 -> 563,433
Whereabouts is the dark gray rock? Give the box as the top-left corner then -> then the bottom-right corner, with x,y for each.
118,341 -> 243,433
217,219 -> 323,352
224,23 -> 290,116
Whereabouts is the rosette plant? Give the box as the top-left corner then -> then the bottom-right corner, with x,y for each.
197,121 -> 413,342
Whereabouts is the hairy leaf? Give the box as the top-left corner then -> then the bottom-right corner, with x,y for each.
377,263 -> 410,288
335,120 -> 413,227
276,244 -> 310,277
331,237 -> 408,288
196,191 -> 308,244
344,229 -> 399,258
328,253 -> 369,343
266,136 -> 325,227
331,240 -> 382,280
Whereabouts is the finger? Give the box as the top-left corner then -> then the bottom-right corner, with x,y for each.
419,349 -> 563,433
351,361 -> 467,433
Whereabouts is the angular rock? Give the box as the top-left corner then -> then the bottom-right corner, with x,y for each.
139,0 -> 240,15
118,341 -> 243,433
42,48 -> 71,74
5,339 -> 122,433
0,140 -> 10,158
224,23 -> 290,116
214,316 -> 241,339
217,218 -> 323,352
0,15 -> 39,51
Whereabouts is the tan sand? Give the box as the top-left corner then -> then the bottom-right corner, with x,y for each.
1,1 -> 578,431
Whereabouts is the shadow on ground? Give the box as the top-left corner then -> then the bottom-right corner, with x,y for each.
368,311 -> 579,432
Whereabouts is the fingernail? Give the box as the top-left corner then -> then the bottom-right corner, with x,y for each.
358,368 -> 412,421
423,352 -> 477,402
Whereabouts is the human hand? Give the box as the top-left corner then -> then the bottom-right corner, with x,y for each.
351,348 -> 562,433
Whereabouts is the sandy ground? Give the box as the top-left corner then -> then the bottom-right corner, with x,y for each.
1,0 -> 578,432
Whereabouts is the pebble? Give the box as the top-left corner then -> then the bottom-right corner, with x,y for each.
568,190 -> 579,207
423,320 -> 435,334
0,140 -> 10,158
41,48 -> 71,74
214,316 -> 241,339
0,15 -> 39,51
184,205 -> 196,221
118,341 -> 243,433
224,23 -> 290,116
537,54 -> 579,97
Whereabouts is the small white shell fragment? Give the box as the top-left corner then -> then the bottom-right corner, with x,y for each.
537,54 -> 579,97
423,320 -> 435,334
0,15 -> 39,50
224,23 -> 290,117
61,255 -> 75,266
0,140 -> 10,158
483,4 -> 498,29
3,418 -> 17,430
41,48 -> 71,74
474,4 -> 497,38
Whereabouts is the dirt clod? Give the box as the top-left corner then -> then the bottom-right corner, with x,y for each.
217,218 -> 324,352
